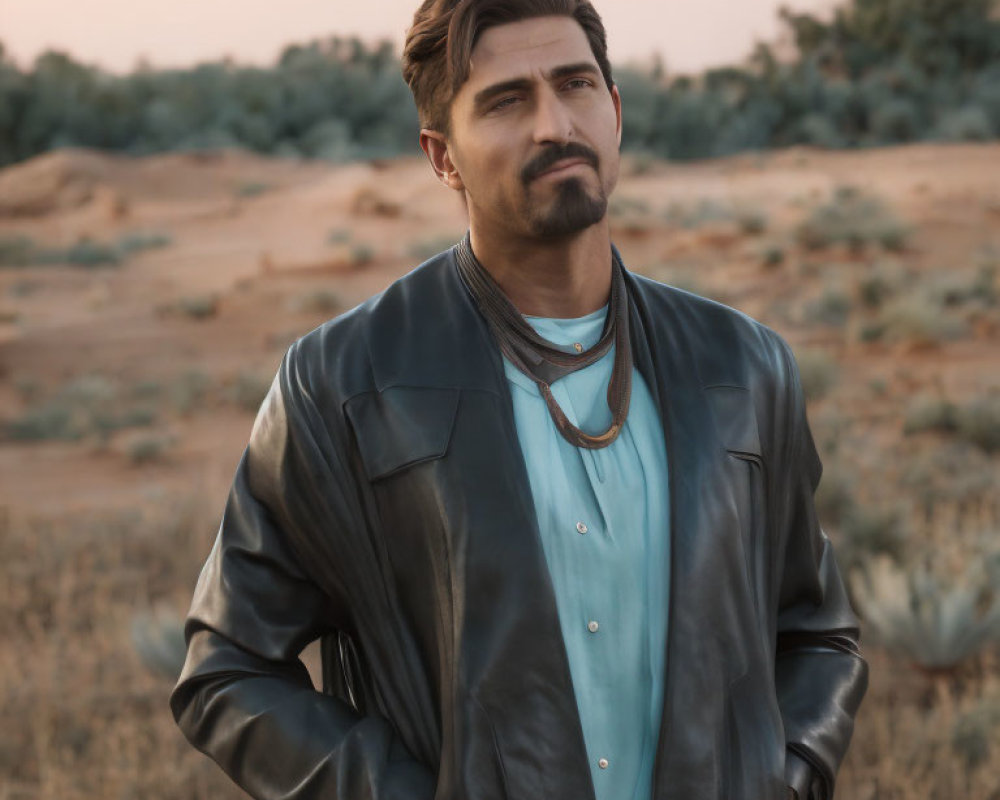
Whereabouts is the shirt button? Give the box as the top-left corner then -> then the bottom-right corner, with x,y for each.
598,758 -> 609,769
588,620 -> 599,633
576,521 -> 588,534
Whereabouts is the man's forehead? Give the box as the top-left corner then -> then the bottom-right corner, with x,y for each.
466,16 -> 597,85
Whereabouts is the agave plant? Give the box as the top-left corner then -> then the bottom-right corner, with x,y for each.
131,607 -> 187,681
851,555 -> 1000,673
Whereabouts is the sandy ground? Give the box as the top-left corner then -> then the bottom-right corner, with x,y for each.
1,144 -> 999,800
0,143 -> 997,517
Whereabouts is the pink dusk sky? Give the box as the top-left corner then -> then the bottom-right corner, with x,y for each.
1,0 -> 836,75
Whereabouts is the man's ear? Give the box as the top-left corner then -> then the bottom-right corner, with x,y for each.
611,84 -> 623,147
420,129 -> 465,191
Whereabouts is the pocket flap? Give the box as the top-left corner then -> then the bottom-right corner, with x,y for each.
706,385 -> 761,457
345,387 -> 460,481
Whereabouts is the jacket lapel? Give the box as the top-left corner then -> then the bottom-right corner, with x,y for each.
366,250 -> 597,800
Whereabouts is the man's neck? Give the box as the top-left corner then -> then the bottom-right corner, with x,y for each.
468,223 -> 613,319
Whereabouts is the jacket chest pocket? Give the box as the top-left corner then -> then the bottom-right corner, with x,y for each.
344,386 -> 461,619
345,386 -> 460,482
707,386 -> 768,621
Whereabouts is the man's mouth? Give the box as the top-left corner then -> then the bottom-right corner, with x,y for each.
536,159 -> 592,178
522,145 -> 600,184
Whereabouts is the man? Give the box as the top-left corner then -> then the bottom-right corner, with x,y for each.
170,1 -> 868,799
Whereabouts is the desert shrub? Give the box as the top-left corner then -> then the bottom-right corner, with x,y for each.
956,395 -> 1000,454
350,244 -> 376,267
0,235 -> 37,267
2,374 -> 160,443
0,233 -> 168,269
295,288 -> 342,315
407,235 -> 460,262
871,292 -> 968,345
170,369 -> 212,416
851,555 -> 1000,672
795,113 -> 845,148
857,266 -> 898,308
815,461 -> 856,527
228,369 -> 272,414
736,208 -> 769,235
807,286 -> 853,326
759,243 -> 786,269
117,230 -> 173,254
236,181 -> 272,198
131,608 -> 187,681
5,403 -> 77,441
63,238 -> 122,268
174,294 -> 219,320
796,186 -> 910,253
904,395 -> 959,435
663,198 -> 733,229
870,98 -> 923,143
840,504 -> 908,566
327,228 -> 352,244
933,106 -> 996,142
952,696 -> 1000,771
795,348 -> 839,401
127,433 -> 174,465
970,262 -> 998,306
901,440 -> 998,510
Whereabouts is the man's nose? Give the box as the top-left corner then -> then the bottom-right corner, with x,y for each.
532,89 -> 573,144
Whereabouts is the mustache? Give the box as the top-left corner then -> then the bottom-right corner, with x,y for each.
521,143 -> 600,184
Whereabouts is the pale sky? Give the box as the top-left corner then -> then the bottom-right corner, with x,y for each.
0,0 -> 836,76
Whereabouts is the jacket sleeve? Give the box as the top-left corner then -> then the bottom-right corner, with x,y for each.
772,340 -> 868,800
169,347 -> 437,800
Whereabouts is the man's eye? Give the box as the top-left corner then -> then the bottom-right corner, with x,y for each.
492,96 -> 520,111
564,79 -> 593,90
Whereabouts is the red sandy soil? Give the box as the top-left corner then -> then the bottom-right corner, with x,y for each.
0,144 -> 997,519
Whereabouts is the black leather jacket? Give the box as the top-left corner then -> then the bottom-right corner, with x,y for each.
171,246 -> 868,800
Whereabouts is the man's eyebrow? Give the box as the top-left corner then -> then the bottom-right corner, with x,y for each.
474,78 -> 533,109
473,63 -> 602,108
546,62 -> 602,82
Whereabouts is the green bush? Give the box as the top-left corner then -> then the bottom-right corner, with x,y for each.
904,395 -> 959,435
851,555 -> 1000,673
295,288 -> 343,315
0,236 -> 37,267
795,348 -> 839,402
117,231 -> 173,255
796,187 -> 910,253
807,286 -> 853,326
174,295 -> 219,320
956,395 -> 1000,454
228,370 -> 272,414
873,292 -> 968,346
407,236 -> 461,262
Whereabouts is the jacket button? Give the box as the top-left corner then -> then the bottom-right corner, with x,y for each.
598,758 -> 609,769
588,620 -> 599,633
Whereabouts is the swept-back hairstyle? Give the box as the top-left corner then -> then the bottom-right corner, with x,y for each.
402,0 -> 614,133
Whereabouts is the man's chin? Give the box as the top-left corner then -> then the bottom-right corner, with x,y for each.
524,179 -> 608,238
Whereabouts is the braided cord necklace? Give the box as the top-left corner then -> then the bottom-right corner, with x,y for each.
455,234 -> 632,450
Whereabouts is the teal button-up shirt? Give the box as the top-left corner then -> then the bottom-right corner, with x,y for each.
502,305 -> 671,800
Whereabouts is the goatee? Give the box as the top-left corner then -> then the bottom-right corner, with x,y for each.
526,176 -> 608,238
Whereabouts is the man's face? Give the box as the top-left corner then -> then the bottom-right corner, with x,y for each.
430,15 -> 622,241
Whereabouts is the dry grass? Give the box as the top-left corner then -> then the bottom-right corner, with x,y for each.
2,145 -> 999,799
0,498 -> 247,800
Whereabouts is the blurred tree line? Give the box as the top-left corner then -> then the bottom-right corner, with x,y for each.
0,0 -> 998,167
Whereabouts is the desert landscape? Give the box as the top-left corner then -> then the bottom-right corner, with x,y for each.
1,142 -> 999,798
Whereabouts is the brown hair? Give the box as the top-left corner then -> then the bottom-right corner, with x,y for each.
402,0 -> 614,133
